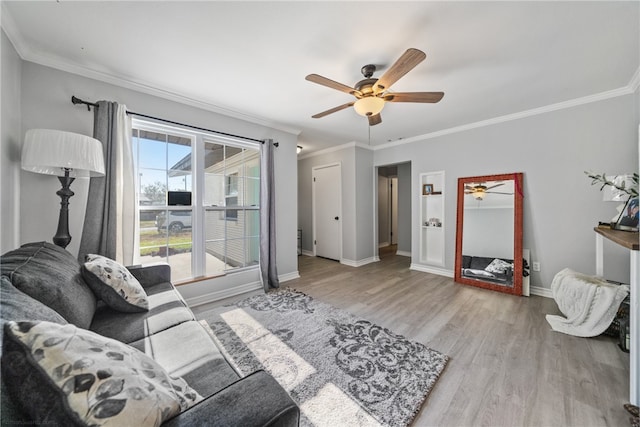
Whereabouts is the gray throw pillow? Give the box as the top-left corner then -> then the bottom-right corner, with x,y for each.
1,242 -> 96,328
0,276 -> 69,424
2,320 -> 202,426
0,276 -> 67,351
82,254 -> 149,313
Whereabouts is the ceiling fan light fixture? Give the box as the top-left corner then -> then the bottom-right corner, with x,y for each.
353,97 -> 385,117
472,190 -> 485,200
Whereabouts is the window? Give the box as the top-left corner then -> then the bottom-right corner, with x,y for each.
132,120 -> 260,283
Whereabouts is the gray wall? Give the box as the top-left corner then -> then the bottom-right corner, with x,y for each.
296,93 -> 639,290
10,59 -> 299,300
355,147 -> 374,261
298,144 -> 372,263
1,30 -> 22,253
374,93 -> 639,287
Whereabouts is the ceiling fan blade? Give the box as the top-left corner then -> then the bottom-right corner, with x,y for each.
306,74 -> 360,96
485,183 -> 505,190
368,113 -> 382,126
311,102 -> 355,119
486,191 -> 513,195
374,48 -> 426,93
384,92 -> 444,103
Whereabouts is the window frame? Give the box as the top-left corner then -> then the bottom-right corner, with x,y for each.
132,119 -> 261,282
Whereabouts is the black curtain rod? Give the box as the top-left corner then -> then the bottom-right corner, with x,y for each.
71,95 -> 276,146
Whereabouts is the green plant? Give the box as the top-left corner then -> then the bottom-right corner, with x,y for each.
585,171 -> 639,198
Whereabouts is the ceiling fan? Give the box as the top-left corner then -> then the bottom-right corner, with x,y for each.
305,48 -> 444,126
464,182 -> 513,200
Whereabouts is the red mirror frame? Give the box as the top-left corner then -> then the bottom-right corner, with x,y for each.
454,172 -> 524,295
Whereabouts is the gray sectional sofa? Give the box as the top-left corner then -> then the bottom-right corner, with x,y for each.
1,241 -> 299,426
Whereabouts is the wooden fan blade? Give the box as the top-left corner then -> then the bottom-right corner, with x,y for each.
485,183 -> 505,190
374,48 -> 426,93
368,113 -> 382,126
384,92 -> 444,103
311,102 -> 355,119
306,74 -> 360,96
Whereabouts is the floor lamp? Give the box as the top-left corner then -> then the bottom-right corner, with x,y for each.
21,129 -> 105,249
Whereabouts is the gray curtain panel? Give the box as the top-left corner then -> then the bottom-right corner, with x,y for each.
259,139 -> 279,291
78,101 -> 119,261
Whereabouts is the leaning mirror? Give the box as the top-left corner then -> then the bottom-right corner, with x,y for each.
454,173 -> 524,295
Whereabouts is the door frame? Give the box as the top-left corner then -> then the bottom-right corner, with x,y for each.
312,162 -> 343,260
390,176 -> 398,245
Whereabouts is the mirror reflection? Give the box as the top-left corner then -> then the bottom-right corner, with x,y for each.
455,173 -> 524,295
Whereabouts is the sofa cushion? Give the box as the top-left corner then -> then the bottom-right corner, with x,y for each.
0,276 -> 69,424
1,242 -> 96,328
2,320 -> 202,427
128,321 -> 240,398
90,281 -> 195,344
82,254 -> 149,313
0,276 -> 67,349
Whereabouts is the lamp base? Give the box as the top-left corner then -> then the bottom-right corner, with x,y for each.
53,171 -> 75,249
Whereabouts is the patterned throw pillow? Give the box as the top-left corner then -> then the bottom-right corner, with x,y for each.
485,258 -> 513,274
2,321 -> 201,426
82,254 -> 149,313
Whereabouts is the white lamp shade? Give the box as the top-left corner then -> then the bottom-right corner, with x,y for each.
22,129 -> 105,178
353,97 -> 385,117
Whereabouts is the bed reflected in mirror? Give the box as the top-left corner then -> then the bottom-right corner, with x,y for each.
454,173 -> 524,295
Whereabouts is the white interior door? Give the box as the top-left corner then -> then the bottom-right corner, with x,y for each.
391,177 -> 398,245
313,164 -> 342,261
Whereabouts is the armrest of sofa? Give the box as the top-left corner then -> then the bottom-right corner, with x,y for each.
163,370 -> 299,427
126,263 -> 172,288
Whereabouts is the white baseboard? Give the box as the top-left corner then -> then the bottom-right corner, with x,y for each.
341,257 -> 379,267
185,281 -> 262,307
395,250 -> 411,257
279,271 -> 300,282
530,285 -> 552,298
301,250 -> 314,257
410,263 -> 454,278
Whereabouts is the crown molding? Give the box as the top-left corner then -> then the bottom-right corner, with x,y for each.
298,140 -> 373,160
4,2 -> 636,151
1,6 -> 301,137
373,84 -> 635,152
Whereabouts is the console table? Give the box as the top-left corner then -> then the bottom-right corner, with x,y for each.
595,226 -> 639,405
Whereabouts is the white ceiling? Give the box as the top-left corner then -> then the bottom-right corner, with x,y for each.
3,1 -> 639,155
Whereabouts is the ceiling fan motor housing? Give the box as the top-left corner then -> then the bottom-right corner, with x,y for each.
355,78 -> 378,96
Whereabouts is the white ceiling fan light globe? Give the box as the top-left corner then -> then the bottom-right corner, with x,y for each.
353,97 -> 385,117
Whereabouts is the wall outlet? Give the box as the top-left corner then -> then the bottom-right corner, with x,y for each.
532,262 -> 541,272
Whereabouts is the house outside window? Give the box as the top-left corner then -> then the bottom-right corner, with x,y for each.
132,120 -> 260,283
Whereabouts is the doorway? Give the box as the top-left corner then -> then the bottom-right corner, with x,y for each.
377,162 -> 411,256
312,163 -> 342,261
377,172 -> 398,247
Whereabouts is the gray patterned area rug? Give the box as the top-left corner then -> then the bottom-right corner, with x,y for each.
201,289 -> 449,427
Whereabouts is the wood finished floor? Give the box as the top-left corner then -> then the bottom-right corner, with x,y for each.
194,246 -> 631,427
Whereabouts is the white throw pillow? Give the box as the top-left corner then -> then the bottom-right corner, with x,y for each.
2,320 -> 201,426
82,254 -> 149,313
485,258 -> 513,274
